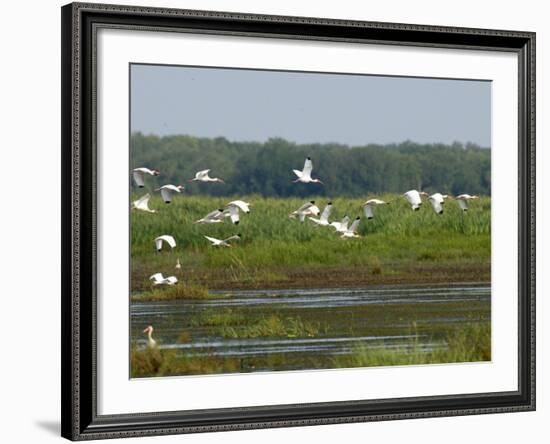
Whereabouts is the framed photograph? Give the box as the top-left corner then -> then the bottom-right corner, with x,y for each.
61,2 -> 535,440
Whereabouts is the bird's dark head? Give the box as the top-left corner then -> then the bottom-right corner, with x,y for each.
310,200 -> 315,204
307,156 -> 311,160
327,202 -> 332,205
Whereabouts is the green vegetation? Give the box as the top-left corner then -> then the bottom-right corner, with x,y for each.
130,321 -> 490,378
334,322 -> 490,368
189,310 -> 326,339
131,133 -> 491,197
131,194 -> 491,292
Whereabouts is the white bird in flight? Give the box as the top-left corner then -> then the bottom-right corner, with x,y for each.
154,235 -> 176,251
330,215 -> 350,233
143,325 -> 157,348
133,167 -> 159,188
223,205 -> 241,225
289,201 -> 321,222
149,273 -> 178,286
226,200 -> 251,213
428,193 -> 446,214
132,193 -> 156,213
195,208 -> 225,224
155,184 -> 184,203
309,202 -> 333,226
204,234 -> 242,247
292,157 -> 323,184
189,169 -> 224,183
455,194 -> 479,212
403,190 -> 428,211
362,199 -> 390,219
223,200 -> 252,225
340,217 -> 361,238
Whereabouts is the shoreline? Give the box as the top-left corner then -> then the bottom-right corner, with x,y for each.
131,262 -> 491,301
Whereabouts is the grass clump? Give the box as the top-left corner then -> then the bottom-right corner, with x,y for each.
219,315 -> 324,339
132,282 -> 209,301
335,322 -> 490,368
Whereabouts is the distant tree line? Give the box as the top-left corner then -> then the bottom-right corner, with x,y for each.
131,133 -> 491,197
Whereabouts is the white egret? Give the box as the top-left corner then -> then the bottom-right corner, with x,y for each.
403,190 -> 428,211
292,157 -> 323,184
204,234 -> 241,247
175,258 -> 181,270
149,273 -> 178,286
226,200 -> 251,213
289,201 -> 321,222
428,193 -> 445,214
142,325 -> 157,348
132,167 -> 159,188
456,194 -> 479,211
154,235 -> 176,251
195,209 -> 225,224
155,184 -> 184,203
189,169 -> 224,183
309,202 -> 333,226
330,215 -> 350,233
362,199 -> 389,219
340,217 -> 361,238
132,193 -> 156,213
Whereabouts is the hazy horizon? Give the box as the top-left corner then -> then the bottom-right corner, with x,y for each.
131,64 -> 492,148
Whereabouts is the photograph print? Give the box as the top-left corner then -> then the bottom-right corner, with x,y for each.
129,64 -> 491,378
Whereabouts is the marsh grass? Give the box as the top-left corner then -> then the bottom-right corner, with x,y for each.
130,194 -> 491,291
131,282 -> 209,301
190,309 -> 325,339
335,322 -> 491,368
130,322 -> 490,377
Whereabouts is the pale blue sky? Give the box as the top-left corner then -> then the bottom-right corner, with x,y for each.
130,64 -> 491,147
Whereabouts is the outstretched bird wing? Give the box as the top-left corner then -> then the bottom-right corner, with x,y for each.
363,205 -> 374,219
225,206 -> 240,224
302,158 -> 313,180
204,236 -> 221,245
160,188 -> 171,203
133,170 -> 145,187
348,218 -> 361,233
320,203 -> 332,223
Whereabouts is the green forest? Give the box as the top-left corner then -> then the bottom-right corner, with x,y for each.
131,133 -> 491,197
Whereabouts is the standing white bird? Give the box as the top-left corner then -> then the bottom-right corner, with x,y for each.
155,184 -> 184,203
154,235 -> 176,251
189,169 -> 224,183
149,273 -> 178,286
309,202 -> 333,226
204,234 -> 242,247
142,325 -> 157,348
403,190 -> 428,211
455,194 -> 479,212
289,201 -> 321,222
428,193 -> 446,214
175,258 -> 181,270
292,157 -> 323,184
133,167 -> 159,188
132,193 -> 156,213
362,199 -> 390,219
330,215 -> 350,233
340,217 -> 361,238
195,209 -> 225,224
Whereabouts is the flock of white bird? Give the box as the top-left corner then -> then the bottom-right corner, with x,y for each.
132,157 -> 480,285
133,157 -> 481,346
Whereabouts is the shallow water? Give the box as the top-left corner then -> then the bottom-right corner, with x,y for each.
131,283 -> 490,373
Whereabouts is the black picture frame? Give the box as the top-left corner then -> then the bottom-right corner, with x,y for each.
61,2 -> 536,440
